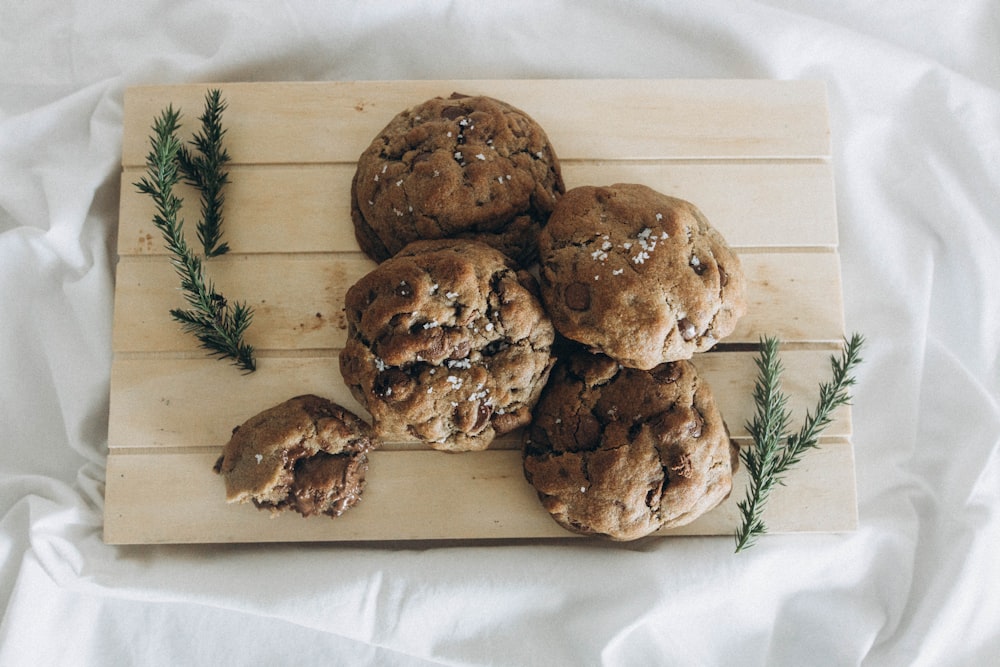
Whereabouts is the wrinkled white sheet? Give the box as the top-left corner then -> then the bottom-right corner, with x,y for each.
2,2 -> 998,664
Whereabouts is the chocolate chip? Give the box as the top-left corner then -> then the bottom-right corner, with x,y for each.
564,282 -> 591,311
493,407 -> 529,435
373,369 -> 413,401
652,362 -> 682,384
689,413 -> 704,439
441,105 -> 466,120
471,402 -> 494,434
678,318 -> 697,341
417,326 -> 446,359
395,281 -> 413,298
450,339 -> 472,360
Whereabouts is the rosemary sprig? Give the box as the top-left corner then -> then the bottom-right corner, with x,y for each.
176,89 -> 231,257
734,333 -> 865,552
134,105 -> 256,373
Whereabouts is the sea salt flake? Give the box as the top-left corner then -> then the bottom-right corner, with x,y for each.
475,153 -> 486,161
255,454 -> 263,464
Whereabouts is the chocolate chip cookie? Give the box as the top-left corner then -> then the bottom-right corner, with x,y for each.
213,395 -> 378,518
522,351 -> 738,540
350,92 -> 565,263
537,184 -> 747,369
339,239 -> 556,451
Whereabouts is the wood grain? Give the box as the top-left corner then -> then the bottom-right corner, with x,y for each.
104,79 -> 854,545
120,80 -> 830,166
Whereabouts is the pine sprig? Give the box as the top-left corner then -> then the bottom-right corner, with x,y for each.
734,333 -> 865,552
176,89 -> 231,257
134,105 -> 256,373
734,336 -> 791,553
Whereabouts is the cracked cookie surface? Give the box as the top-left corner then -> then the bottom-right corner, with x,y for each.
339,239 -> 556,451
213,395 -> 377,518
537,184 -> 747,369
522,351 -> 738,540
350,92 -> 565,264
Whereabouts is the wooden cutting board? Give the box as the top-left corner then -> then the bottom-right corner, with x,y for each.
104,80 -> 855,544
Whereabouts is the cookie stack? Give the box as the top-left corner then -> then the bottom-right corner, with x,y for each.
217,92 -> 747,540
341,92 -> 750,540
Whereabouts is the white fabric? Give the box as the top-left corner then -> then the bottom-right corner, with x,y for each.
2,2 -> 998,664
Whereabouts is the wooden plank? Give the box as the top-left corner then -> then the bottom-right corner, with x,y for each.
117,160 -> 838,257
102,440 -> 856,545
110,250 -> 845,354
121,80 -> 830,167
106,79 -> 852,545
107,349 -> 851,451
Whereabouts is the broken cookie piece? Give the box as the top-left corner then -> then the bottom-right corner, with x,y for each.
213,395 -> 378,518
522,350 -> 738,540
